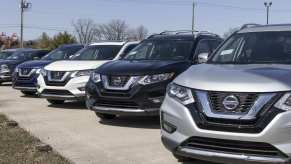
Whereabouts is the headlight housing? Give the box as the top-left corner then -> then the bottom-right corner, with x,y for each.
138,73 -> 174,85
0,64 -> 10,73
35,68 -> 41,74
71,70 -> 93,78
40,68 -> 47,76
90,72 -> 101,83
275,93 -> 291,111
167,83 -> 194,105
14,67 -> 19,73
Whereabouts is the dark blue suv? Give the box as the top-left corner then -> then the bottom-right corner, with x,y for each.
0,49 -> 50,85
12,44 -> 84,95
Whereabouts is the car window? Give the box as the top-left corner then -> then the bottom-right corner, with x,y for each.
123,40 -> 194,61
42,46 -> 83,60
211,31 -> 291,64
0,51 -> 13,59
71,45 -> 122,60
194,40 -> 211,56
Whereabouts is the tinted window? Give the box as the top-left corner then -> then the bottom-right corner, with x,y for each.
123,40 -> 194,60
71,45 -> 122,60
42,46 -> 82,60
211,32 -> 291,64
6,52 -> 27,60
194,40 -> 211,56
0,51 -> 14,59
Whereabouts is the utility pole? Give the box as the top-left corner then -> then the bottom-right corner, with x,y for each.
264,2 -> 272,25
20,0 -> 31,48
192,1 -> 195,32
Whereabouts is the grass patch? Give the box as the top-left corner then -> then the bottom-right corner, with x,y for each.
0,114 -> 71,164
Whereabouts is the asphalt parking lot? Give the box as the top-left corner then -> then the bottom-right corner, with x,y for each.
0,84 -> 214,164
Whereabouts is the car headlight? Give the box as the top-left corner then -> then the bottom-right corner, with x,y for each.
167,83 -> 194,105
14,67 -> 19,73
0,64 -> 10,73
71,70 -> 93,78
90,72 -> 101,83
138,73 -> 174,85
40,68 -> 47,76
35,68 -> 41,74
274,93 -> 291,111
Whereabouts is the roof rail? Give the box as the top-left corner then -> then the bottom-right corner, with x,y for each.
240,23 -> 261,30
147,30 -> 220,39
160,30 -> 199,35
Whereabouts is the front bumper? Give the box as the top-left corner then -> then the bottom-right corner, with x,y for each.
37,74 -> 88,100
86,80 -> 169,116
12,74 -> 38,91
0,72 -> 12,82
161,95 -> 291,164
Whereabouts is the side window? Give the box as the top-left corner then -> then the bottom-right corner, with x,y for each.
209,39 -> 222,52
194,40 -> 211,56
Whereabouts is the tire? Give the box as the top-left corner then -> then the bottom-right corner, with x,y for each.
95,112 -> 116,120
21,91 -> 35,96
47,99 -> 65,105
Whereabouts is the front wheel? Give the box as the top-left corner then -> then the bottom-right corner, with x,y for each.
95,112 -> 116,120
21,91 -> 36,96
47,99 -> 65,105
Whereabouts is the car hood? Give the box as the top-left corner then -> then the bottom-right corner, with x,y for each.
97,60 -> 191,76
17,60 -> 52,69
0,60 -> 22,66
45,60 -> 109,71
175,64 -> 291,93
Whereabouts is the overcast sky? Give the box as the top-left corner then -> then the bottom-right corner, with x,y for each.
1,0 -> 291,40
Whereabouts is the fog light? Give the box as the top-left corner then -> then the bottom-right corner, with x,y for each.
162,121 -> 176,133
161,112 -> 176,133
78,87 -> 85,91
149,97 -> 164,104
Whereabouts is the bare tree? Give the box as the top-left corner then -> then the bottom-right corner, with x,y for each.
98,19 -> 129,40
72,19 -> 98,44
223,27 -> 239,39
128,25 -> 148,40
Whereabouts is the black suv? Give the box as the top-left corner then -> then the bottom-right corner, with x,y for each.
86,30 -> 222,119
0,49 -> 50,85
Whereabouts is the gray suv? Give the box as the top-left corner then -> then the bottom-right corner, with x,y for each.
161,24 -> 291,164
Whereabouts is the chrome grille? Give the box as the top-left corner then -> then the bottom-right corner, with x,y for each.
108,76 -> 130,87
19,68 -> 34,77
182,137 -> 287,158
208,91 -> 258,114
48,71 -> 67,81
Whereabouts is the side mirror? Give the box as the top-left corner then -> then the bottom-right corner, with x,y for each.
198,53 -> 209,64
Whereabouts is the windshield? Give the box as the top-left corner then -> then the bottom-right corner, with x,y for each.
71,45 -> 122,60
6,52 -> 27,60
0,51 -> 14,59
210,31 -> 291,64
41,46 -> 81,60
123,40 -> 194,60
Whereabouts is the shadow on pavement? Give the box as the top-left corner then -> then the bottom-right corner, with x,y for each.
99,116 -> 160,129
20,94 -> 40,99
48,101 -> 87,110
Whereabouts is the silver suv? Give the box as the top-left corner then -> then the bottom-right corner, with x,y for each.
161,24 -> 291,164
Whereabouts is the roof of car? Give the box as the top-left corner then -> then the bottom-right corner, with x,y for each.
59,44 -> 84,48
239,24 -> 291,33
147,31 -> 221,41
1,48 -> 33,52
89,41 -> 126,46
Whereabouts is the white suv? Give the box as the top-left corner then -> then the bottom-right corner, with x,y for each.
37,41 -> 139,104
